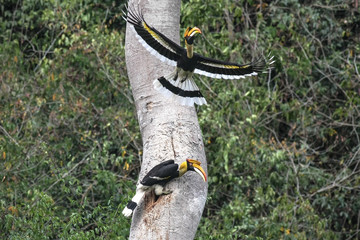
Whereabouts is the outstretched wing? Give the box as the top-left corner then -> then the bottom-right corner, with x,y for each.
124,5 -> 184,66
194,53 -> 274,79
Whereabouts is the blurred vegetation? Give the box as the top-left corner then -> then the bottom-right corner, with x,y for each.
1,0 -> 359,239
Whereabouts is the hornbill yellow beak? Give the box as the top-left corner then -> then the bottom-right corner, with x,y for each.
186,159 -> 207,182
184,27 -> 202,38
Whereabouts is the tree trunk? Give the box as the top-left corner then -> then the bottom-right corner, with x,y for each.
124,0 -> 208,239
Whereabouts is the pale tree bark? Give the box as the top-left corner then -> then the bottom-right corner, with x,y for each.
125,0 -> 208,239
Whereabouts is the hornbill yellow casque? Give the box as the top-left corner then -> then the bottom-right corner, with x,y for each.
122,159 -> 207,218
124,5 -> 274,106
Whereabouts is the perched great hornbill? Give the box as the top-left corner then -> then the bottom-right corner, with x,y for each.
124,5 -> 274,106
122,159 -> 207,218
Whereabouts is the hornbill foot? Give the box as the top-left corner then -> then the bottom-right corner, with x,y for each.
154,184 -> 172,196
161,189 -> 173,195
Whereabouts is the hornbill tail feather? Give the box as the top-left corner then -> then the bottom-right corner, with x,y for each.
153,74 -> 207,106
122,188 -> 146,218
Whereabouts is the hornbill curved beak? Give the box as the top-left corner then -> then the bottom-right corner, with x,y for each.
184,27 -> 202,45
186,158 -> 207,182
184,27 -> 202,38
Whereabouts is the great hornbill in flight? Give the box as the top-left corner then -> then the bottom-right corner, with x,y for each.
124,5 -> 274,106
122,159 -> 207,218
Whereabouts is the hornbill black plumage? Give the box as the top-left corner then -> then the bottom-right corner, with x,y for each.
122,159 -> 207,218
124,5 -> 274,106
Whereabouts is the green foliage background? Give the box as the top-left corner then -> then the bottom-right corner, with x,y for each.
1,0 -> 359,239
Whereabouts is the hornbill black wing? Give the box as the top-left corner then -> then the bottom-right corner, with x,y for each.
124,5 -> 184,67
194,53 -> 274,79
140,160 -> 179,186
